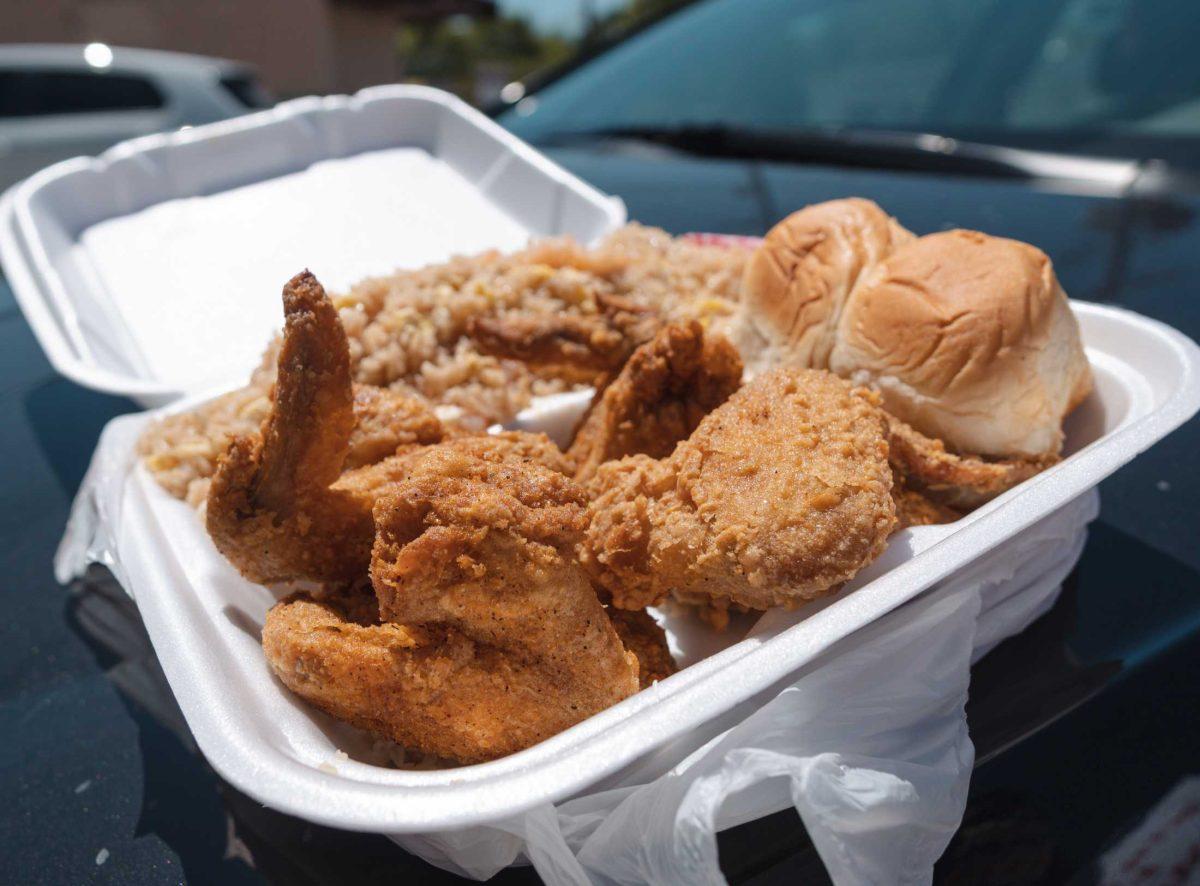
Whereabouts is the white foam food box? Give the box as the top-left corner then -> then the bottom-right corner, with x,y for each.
0,85 -> 624,405
3,86 -> 1199,833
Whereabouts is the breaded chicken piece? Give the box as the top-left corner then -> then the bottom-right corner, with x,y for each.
891,472 -> 963,528
207,270 -> 569,585
668,592 -> 751,632
607,609 -> 676,687
369,448 -> 593,624
583,368 -> 896,610
886,416 -> 1056,511
467,292 -> 660,384
334,431 -> 573,506
568,321 -> 743,483
264,451 -> 640,764
207,271 -> 378,585
344,384 -> 446,469
262,591 -> 633,765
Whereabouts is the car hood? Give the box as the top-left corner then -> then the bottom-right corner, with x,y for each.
543,145 -> 1200,341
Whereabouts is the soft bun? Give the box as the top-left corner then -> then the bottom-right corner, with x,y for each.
830,229 -> 1092,459
731,198 -> 914,372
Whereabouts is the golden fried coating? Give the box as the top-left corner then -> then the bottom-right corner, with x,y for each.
332,431 -> 573,507
568,321 -> 743,483
467,291 -> 660,384
262,451 -> 639,764
262,590 -> 631,765
891,472 -> 963,529
207,272 -> 572,586
668,592 -> 752,632
369,448 -> 592,624
581,454 -> 675,609
344,384 -> 445,470
886,416 -> 1056,511
207,271 -> 376,585
608,608 -> 676,687
583,368 -> 896,610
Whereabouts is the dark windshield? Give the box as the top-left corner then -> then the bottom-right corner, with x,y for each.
499,0 -> 1200,165
219,73 -> 274,109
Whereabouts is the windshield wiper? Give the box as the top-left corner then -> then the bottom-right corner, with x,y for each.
534,124 -> 1139,191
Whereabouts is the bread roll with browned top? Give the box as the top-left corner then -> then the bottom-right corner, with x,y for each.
829,229 -> 1092,459
730,198 -> 914,372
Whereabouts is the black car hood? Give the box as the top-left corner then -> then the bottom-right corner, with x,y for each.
543,145 -> 1200,340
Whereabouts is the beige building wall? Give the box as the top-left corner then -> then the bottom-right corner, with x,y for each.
1,0 -> 403,97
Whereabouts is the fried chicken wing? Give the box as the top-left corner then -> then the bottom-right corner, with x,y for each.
332,430 -> 573,507
207,271 -> 377,585
467,291 -> 660,383
607,609 -> 676,687
568,321 -> 743,483
264,451 -> 640,764
890,472 -> 963,528
262,590 -> 630,765
583,368 -> 896,610
344,384 -> 446,470
886,416 -> 1055,511
207,270 -> 570,585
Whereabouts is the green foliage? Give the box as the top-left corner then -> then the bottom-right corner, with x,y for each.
397,14 -> 573,100
394,2 -> 689,103
585,0 -> 689,45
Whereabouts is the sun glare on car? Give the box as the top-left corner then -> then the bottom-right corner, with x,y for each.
83,42 -> 114,69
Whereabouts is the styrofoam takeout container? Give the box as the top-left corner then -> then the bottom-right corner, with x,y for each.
0,85 -> 624,406
55,305 -> 1200,833
5,86 -> 1198,834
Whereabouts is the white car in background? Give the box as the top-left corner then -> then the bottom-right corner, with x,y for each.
0,43 -> 273,192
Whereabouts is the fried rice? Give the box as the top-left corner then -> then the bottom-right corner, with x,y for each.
138,224 -> 747,503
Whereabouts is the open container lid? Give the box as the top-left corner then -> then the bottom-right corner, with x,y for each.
0,85 -> 626,406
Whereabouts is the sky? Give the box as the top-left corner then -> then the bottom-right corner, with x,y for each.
496,0 -> 633,37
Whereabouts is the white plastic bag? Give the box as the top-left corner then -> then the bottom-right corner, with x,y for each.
392,492 -> 1098,885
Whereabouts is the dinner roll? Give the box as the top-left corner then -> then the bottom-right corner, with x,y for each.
829,229 -> 1092,459
730,198 -> 914,372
